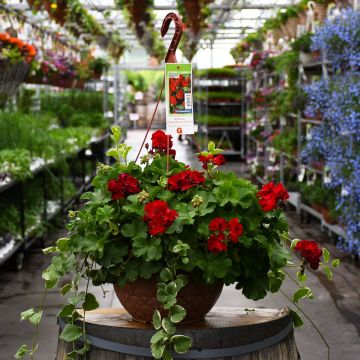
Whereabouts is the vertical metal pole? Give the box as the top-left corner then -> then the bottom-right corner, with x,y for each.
103,70 -> 108,115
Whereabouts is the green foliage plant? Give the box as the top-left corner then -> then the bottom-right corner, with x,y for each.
17,126 -> 340,360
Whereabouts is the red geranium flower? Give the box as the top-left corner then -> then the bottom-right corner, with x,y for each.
182,77 -> 191,87
228,218 -> 243,243
213,154 -> 226,166
151,130 -> 174,155
209,217 -> 228,232
198,153 -> 226,169
294,240 -> 323,270
168,169 -> 206,192
207,217 -> 244,252
256,182 -> 289,212
144,200 -> 178,236
176,89 -> 184,100
208,233 -> 227,253
108,173 -> 140,200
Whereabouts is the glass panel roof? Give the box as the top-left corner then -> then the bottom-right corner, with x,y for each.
2,0 -> 297,67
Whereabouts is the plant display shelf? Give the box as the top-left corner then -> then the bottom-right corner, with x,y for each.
0,133 -> 110,270
194,70 -> 247,158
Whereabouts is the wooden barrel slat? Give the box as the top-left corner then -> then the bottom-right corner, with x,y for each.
56,307 -> 299,360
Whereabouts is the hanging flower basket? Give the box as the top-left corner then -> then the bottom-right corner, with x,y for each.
0,60 -> 30,97
285,17 -> 299,40
26,0 -> 41,11
43,0 -> 68,26
313,0 -> 331,22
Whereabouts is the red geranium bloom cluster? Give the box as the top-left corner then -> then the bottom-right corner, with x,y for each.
294,240 -> 323,270
198,154 -> 226,170
207,217 -> 243,253
168,169 -> 206,192
150,130 -> 176,156
144,200 -> 178,236
169,74 -> 191,113
256,182 -> 289,212
107,173 -> 140,200
0,32 -> 37,63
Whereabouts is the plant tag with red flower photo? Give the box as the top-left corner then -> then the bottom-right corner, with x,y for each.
165,63 -> 194,135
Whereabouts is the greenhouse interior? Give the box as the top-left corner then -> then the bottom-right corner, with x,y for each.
0,0 -> 359,359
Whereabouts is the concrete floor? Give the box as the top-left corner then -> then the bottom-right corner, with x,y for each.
0,130 -> 359,360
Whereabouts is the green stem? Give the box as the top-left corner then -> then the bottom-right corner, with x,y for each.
280,289 -> 330,360
82,261 -> 95,347
30,287 -> 48,360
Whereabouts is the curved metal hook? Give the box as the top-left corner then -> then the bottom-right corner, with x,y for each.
161,12 -> 184,63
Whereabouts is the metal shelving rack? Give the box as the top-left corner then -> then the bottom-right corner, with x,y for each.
194,70 -> 247,157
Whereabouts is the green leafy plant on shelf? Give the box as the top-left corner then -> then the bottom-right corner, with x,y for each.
271,128 -> 298,155
0,149 -> 32,181
196,114 -> 240,127
196,67 -> 238,78
291,32 -> 313,53
17,126 -> 340,360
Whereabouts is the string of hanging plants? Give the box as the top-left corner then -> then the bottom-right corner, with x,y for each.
16,12 -> 340,360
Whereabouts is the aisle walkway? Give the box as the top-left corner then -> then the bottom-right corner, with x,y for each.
0,130 -> 359,360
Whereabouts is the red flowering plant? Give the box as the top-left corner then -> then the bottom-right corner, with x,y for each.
18,126 -> 340,360
169,73 -> 191,114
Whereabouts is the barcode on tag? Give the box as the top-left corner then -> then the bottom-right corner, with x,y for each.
184,93 -> 192,110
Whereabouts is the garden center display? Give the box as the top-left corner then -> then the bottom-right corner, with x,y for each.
0,1 -> 358,360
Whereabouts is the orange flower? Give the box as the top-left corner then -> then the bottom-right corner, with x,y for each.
0,32 -> 11,42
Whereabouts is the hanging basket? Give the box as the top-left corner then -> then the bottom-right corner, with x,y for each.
280,24 -> 291,40
43,0 -> 68,26
26,0 -> 41,11
271,29 -> 282,46
0,60 -> 30,97
314,1 -> 331,22
284,17 -> 299,40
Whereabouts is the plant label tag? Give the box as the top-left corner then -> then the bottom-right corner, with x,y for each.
269,147 -> 276,163
298,165 -> 306,182
165,63 -> 194,135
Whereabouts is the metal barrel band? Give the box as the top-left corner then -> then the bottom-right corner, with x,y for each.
59,318 -> 293,359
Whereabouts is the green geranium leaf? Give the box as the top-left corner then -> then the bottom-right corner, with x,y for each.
292,310 -> 304,327
322,265 -> 333,280
332,259 -> 340,268
171,335 -> 192,354
322,248 -> 330,263
133,236 -> 163,261
213,183 -> 239,206
82,293 -> 99,311
121,221 -> 147,239
162,317 -> 176,335
293,287 -> 313,303
15,344 -> 30,359
296,271 -> 307,283
59,324 -> 83,342
43,246 -> 57,254
56,238 -> 70,251
170,305 -> 186,323
152,310 -> 162,330
96,205 -> 114,223
160,267 -> 173,282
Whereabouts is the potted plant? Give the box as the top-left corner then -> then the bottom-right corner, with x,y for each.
89,57 -> 110,79
17,126 -> 340,360
0,32 -> 36,96
291,32 -> 314,64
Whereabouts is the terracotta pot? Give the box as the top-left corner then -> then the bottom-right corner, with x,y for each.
311,203 -> 323,213
322,207 -> 338,224
114,272 -> 224,324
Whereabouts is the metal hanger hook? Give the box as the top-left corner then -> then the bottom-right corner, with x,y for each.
161,12 -> 184,63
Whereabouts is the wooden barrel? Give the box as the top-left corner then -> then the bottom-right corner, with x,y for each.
56,307 -> 299,359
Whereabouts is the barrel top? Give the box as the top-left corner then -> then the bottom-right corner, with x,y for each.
80,307 -> 291,329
